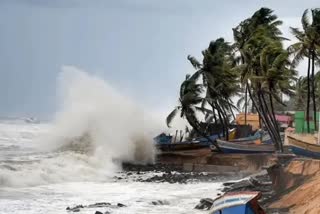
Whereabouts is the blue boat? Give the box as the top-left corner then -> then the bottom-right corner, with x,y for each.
215,139 -> 275,154
208,191 -> 265,214
288,135 -> 320,159
262,132 -> 285,144
153,133 -> 173,145
153,133 -> 220,151
229,130 -> 263,143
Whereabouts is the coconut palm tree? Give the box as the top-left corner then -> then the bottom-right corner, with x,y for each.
233,8 -> 292,151
294,76 -> 308,110
187,38 -> 239,140
289,8 -> 320,132
166,74 -> 222,151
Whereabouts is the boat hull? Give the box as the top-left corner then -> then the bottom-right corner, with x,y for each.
156,143 -> 207,151
209,191 -> 265,214
216,139 -> 275,154
288,135 -> 320,159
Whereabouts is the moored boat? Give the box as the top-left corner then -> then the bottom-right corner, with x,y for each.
262,132 -> 285,144
215,139 -> 275,153
156,141 -> 209,151
154,133 -> 221,151
208,191 -> 265,214
288,135 -> 320,159
229,130 -> 263,144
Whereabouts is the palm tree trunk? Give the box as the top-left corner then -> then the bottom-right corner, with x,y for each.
258,91 -> 281,151
307,53 -> 311,133
228,103 -> 236,121
216,104 -> 227,139
220,105 -> 230,141
311,50 -> 317,131
268,91 -> 283,152
245,85 -> 248,124
246,82 -> 279,150
210,102 -> 225,138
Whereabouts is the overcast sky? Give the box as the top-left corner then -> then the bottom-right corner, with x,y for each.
0,0 -> 318,119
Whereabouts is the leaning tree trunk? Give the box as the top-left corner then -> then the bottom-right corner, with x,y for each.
307,53 -> 311,133
258,91 -> 281,151
311,50 -> 317,131
246,82 -> 280,150
212,111 -> 221,138
212,102 -> 226,139
268,91 -> 283,152
244,85 -> 248,124
220,104 -> 230,141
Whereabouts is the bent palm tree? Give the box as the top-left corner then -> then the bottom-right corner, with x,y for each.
166,74 -> 222,151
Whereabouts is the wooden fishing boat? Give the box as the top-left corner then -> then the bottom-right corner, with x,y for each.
262,132 -> 285,144
229,130 -> 262,143
156,141 -> 209,151
215,139 -> 275,153
208,191 -> 265,214
288,135 -> 320,159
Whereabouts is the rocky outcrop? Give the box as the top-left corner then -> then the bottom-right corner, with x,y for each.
66,202 -> 126,213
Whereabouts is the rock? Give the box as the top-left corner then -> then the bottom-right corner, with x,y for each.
117,203 -> 126,207
151,200 -> 169,205
88,202 -> 111,208
66,205 -> 84,212
194,198 -> 214,210
95,211 -> 103,214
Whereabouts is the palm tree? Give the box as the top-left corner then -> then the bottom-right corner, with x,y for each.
166,74 -> 222,151
233,8 -> 292,151
294,76 -> 308,110
188,38 -> 239,140
289,8 -> 320,132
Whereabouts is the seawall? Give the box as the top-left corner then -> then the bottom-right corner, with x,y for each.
267,158 -> 320,213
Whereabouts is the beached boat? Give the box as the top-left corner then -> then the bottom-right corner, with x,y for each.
229,130 -> 263,143
154,132 -> 220,151
215,139 -> 275,153
208,191 -> 265,214
288,135 -> 320,159
262,132 -> 285,144
156,141 -> 210,151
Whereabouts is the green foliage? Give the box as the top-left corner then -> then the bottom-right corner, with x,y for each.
167,7 -> 320,152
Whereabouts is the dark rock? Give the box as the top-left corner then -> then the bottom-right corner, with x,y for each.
95,211 -> 103,214
88,202 -> 111,208
66,205 -> 84,212
104,212 -> 111,214
117,203 -> 126,207
195,198 -> 214,210
151,200 -> 169,205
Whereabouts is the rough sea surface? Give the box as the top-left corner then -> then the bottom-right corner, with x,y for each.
0,120 -> 222,214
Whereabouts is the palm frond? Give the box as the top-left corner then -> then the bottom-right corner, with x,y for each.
166,108 -> 180,128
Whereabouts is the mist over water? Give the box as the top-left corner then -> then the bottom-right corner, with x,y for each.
50,65 -> 159,163
0,66 -> 162,187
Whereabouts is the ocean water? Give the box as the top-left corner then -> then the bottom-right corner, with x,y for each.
0,67 -> 222,214
0,120 -> 222,214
